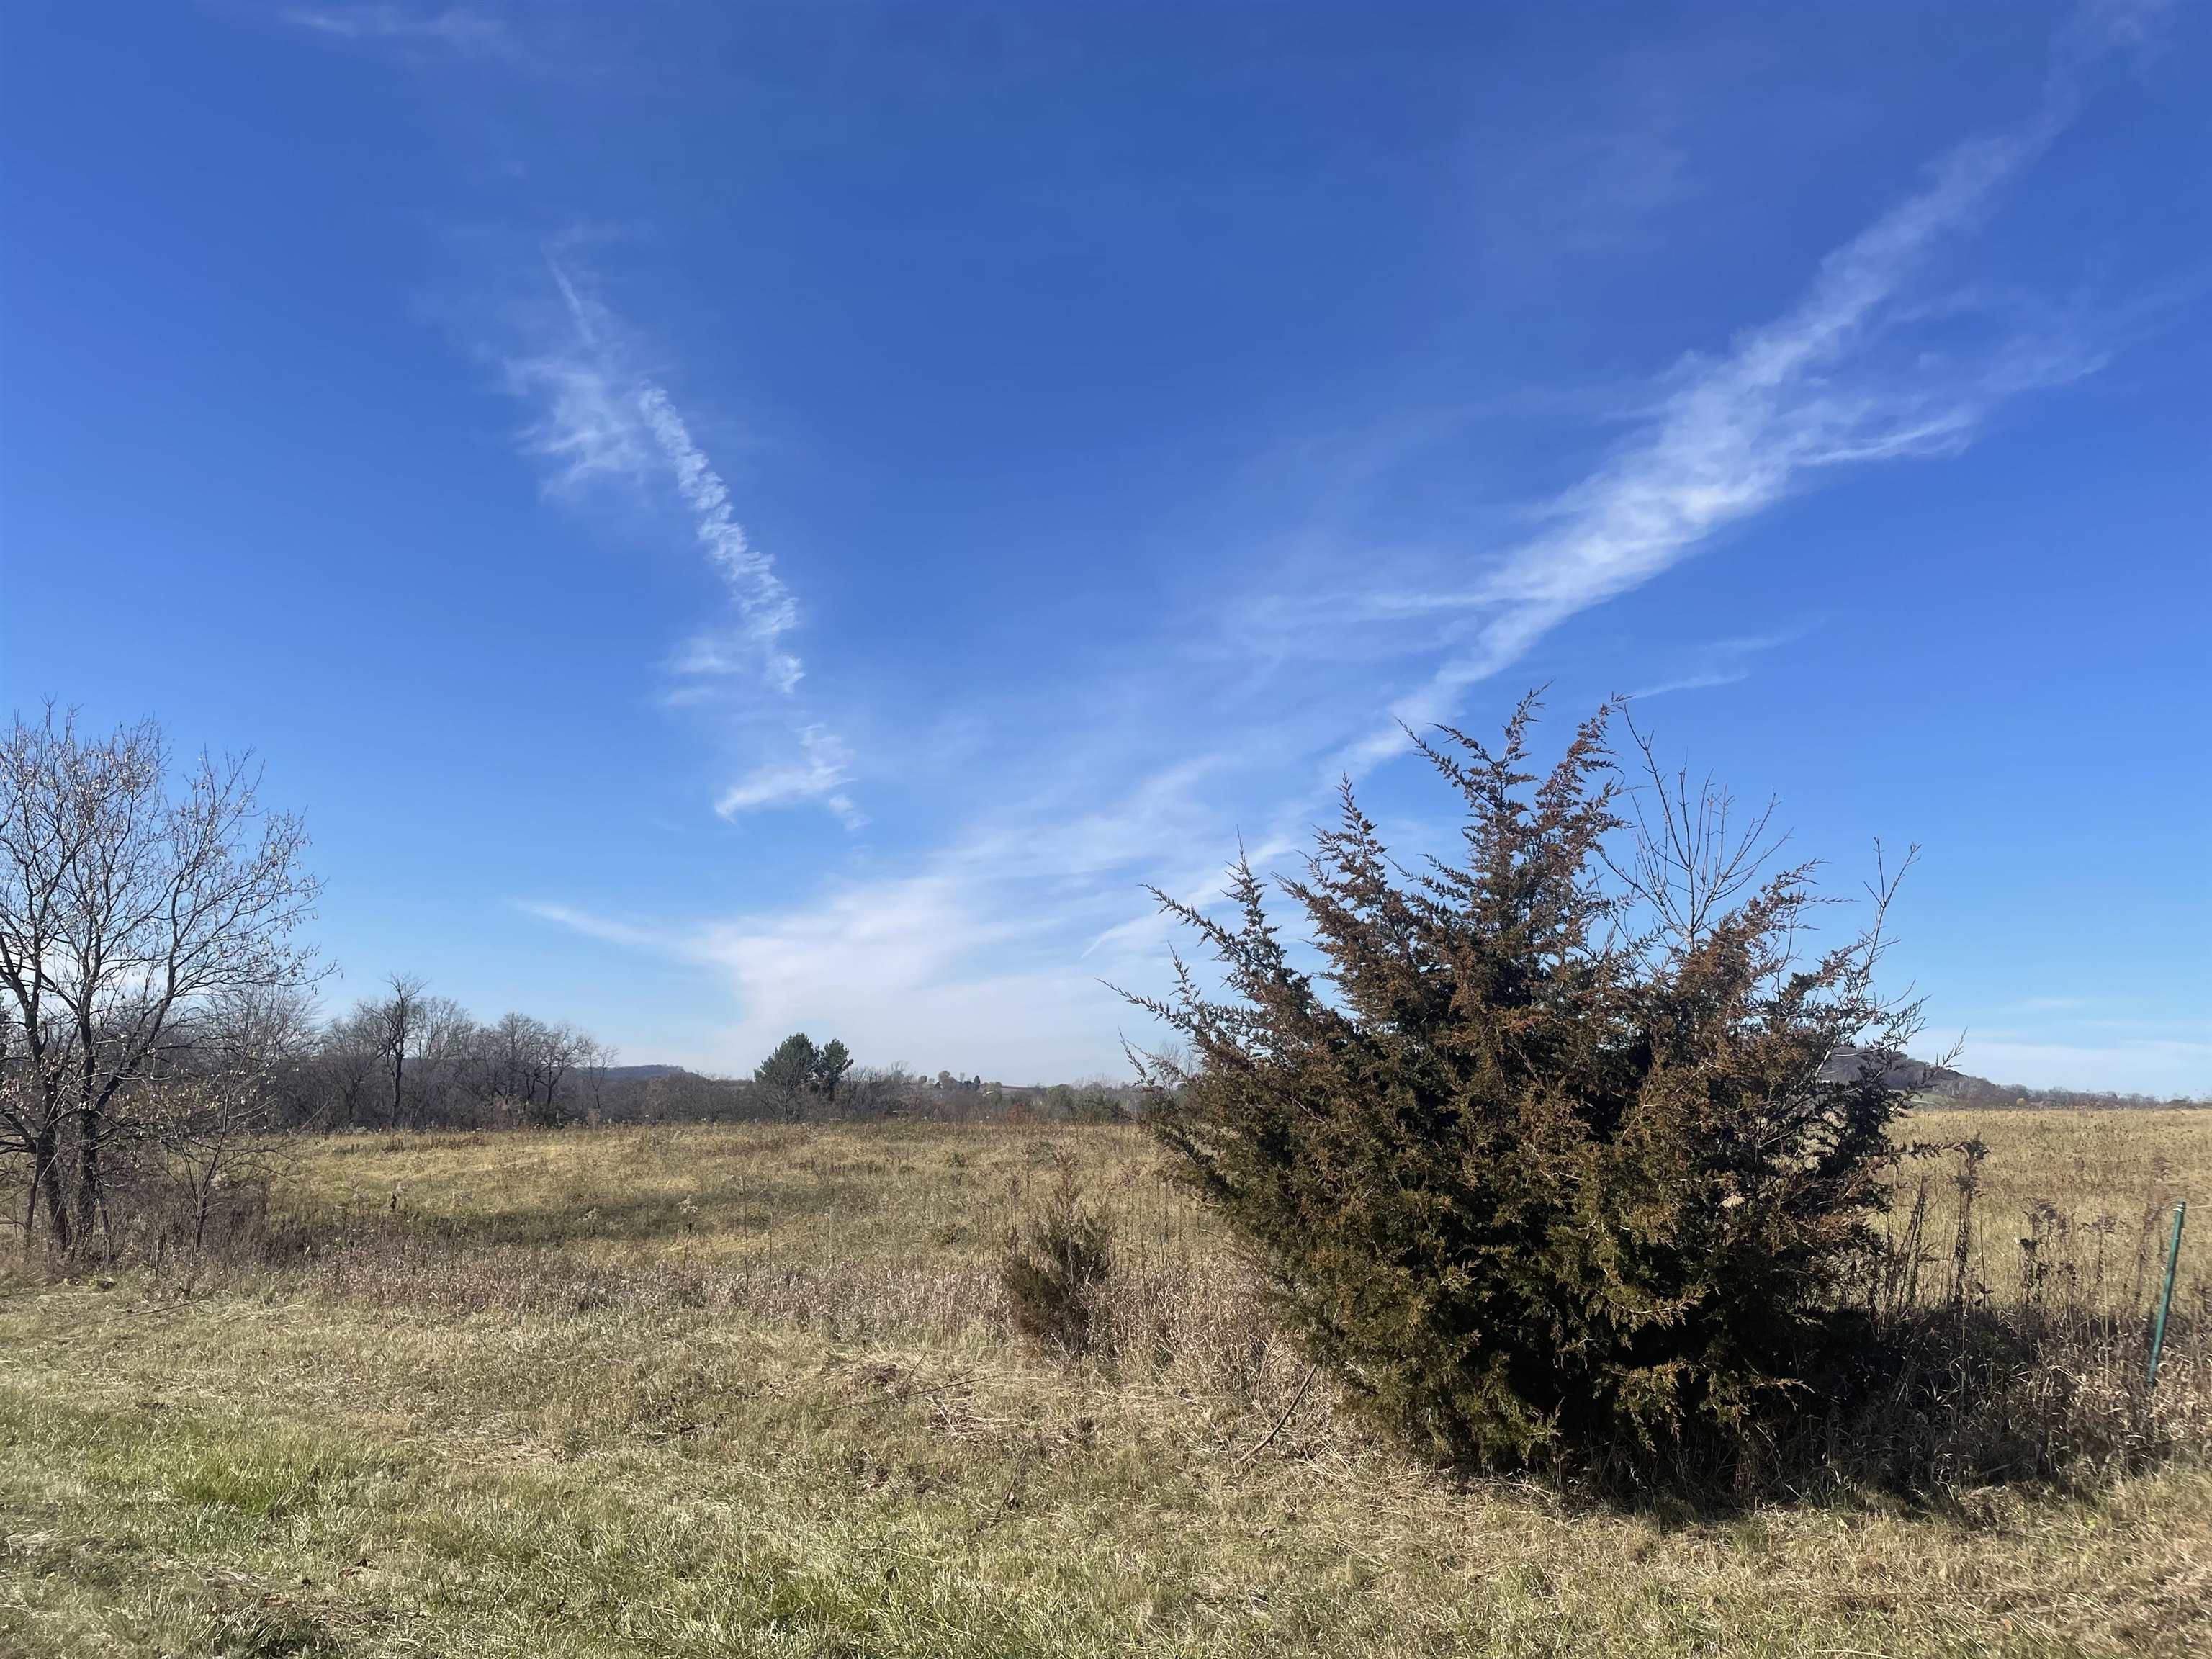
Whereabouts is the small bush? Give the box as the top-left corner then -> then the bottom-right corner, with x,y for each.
1002,1156 -> 1117,1358
1069,1087 -> 1132,1125
1132,697 -> 1920,1485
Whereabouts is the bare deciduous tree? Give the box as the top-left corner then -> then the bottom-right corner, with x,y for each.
135,1069 -> 276,1258
204,983 -> 321,1126
457,1011 -> 595,1125
317,1004 -> 389,1128
0,707 -> 320,1257
576,1035 -> 617,1121
349,974 -> 474,1130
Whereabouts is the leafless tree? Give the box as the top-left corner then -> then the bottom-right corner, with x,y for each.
204,983 -> 320,1069
0,707 -> 320,1256
278,996 -> 613,1130
446,1012 -> 594,1124
203,983 -> 321,1125
350,974 -> 472,1129
134,1069 -> 276,1257
362,973 -> 428,1128
1608,714 -> 1941,1077
577,1035 -> 617,1120
536,1022 -> 595,1121
316,1004 -> 388,1128
1608,714 -> 1789,956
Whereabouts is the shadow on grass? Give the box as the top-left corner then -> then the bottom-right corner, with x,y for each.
1488,1303 -> 2203,1520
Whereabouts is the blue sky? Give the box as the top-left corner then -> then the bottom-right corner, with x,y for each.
3,1 -> 2206,1092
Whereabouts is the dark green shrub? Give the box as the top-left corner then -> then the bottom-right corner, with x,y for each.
1130,697 -> 1916,1480
1069,1086 -> 1131,1125
1002,1156 -> 1117,1358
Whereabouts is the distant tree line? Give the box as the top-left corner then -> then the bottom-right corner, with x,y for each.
582,1059 -> 1139,1128
217,975 -> 613,1133
258,1011 -> 1145,1133
1824,1044 -> 2207,1112
1920,1074 -> 2208,1111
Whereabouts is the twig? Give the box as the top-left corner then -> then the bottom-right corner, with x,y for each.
1233,1361 -> 1318,1467
825,1372 -> 974,1416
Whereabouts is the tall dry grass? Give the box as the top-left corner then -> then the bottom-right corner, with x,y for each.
164,1107 -> 2200,1502
3,1107 -> 2207,1656
1799,1116 -> 2206,1496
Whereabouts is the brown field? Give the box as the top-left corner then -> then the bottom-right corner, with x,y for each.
3,1107 -> 2207,1657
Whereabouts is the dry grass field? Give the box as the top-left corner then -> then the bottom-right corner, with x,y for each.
2,1108 -> 2207,1657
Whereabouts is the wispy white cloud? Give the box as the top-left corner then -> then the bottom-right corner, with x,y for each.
1626,628 -> 1811,701
529,874 -> 1139,1081
688,876 -> 1118,1079
1323,19 -> 2145,775
511,899 -> 670,954
511,254 -> 801,694
716,726 -> 860,827
523,103 -> 2128,1049
518,736 -> 1323,1076
497,251 -> 857,821
635,384 -> 802,696
282,4 -> 506,52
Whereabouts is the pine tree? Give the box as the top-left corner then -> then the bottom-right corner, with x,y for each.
754,1033 -> 818,1094
812,1038 -> 853,1100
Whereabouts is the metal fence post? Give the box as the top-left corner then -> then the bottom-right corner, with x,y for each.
2149,1199 -> 2186,1389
